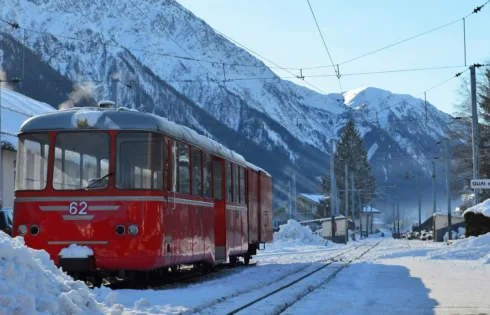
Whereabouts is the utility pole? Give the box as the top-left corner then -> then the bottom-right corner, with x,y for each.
288,179 -> 292,219
344,162 -> 348,243
351,173 -> 355,241
397,200 -> 400,235
0,85 -> 3,209
358,190 -> 362,239
111,76 -> 119,109
418,172 -> 421,228
470,65 -> 480,205
432,161 -> 436,214
444,138 -> 452,240
292,172 -> 296,219
330,140 -> 336,242
392,204 -> 395,234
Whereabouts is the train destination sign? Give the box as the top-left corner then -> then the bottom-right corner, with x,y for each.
470,179 -> 490,189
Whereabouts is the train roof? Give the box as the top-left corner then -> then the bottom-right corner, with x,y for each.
19,106 -> 269,175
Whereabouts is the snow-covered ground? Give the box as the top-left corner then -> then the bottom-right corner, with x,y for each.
3,219 -> 490,314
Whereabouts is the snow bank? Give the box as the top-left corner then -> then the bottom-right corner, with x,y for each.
429,232 -> 490,263
0,232 -> 105,314
463,198 -> 490,217
273,220 -> 324,243
59,244 -> 94,258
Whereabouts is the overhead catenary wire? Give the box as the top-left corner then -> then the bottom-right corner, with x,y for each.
296,1 -> 490,70
305,0 -> 342,92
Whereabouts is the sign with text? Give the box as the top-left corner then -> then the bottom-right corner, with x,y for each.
470,179 -> 490,189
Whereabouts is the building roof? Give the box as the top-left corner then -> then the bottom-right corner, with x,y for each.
298,193 -> 327,204
362,206 -> 381,214
20,105 -> 270,175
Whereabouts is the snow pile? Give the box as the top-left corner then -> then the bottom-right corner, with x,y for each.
59,244 -> 94,258
429,232 -> 490,263
0,232 -> 105,314
273,220 -> 324,243
463,198 -> 490,217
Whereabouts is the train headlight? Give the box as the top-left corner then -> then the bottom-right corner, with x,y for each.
128,225 -> 138,235
30,225 -> 40,236
18,225 -> 28,236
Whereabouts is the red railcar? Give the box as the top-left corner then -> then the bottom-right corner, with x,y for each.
12,102 -> 272,282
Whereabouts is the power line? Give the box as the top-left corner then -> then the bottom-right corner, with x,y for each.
305,0 -> 342,92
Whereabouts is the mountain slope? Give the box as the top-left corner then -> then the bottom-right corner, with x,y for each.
0,0 -> 458,211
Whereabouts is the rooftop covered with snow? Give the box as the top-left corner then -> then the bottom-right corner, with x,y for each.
0,88 -> 55,150
298,193 -> 327,204
362,206 -> 381,214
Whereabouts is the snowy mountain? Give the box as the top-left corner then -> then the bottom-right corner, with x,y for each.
0,0 -> 458,211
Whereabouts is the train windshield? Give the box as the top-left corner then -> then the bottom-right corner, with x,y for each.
16,134 -> 50,191
53,132 -> 110,190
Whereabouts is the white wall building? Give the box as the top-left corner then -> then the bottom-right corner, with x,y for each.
0,88 -> 55,208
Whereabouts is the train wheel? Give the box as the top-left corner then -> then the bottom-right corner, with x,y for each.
170,265 -> 178,273
243,254 -> 250,266
229,256 -> 238,266
201,262 -> 215,274
89,275 -> 103,288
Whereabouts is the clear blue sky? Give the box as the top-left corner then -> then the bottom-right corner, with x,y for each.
176,0 -> 490,114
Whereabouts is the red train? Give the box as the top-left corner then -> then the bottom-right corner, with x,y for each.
13,101 -> 273,284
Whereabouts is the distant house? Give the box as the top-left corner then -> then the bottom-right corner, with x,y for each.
0,88 -> 54,208
273,193 -> 328,230
296,193 -> 328,221
355,206 -> 381,235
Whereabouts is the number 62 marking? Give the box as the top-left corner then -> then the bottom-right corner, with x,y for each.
69,201 -> 88,215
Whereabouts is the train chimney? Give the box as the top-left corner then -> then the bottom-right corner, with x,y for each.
97,100 -> 115,109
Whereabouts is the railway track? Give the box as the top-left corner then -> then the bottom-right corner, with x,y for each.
238,240 -> 382,315
180,242 -> 376,315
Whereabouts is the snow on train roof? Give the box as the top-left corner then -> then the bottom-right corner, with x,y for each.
19,106 -> 250,167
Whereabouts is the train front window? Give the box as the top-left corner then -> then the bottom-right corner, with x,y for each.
116,132 -> 164,190
53,132 -> 110,190
16,133 -> 50,191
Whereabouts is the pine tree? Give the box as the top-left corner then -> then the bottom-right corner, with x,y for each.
321,120 -> 376,219
476,65 -> 490,201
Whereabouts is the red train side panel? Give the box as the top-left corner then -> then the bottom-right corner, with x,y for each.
247,169 -> 259,244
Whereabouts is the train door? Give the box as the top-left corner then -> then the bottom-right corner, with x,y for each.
213,157 -> 227,262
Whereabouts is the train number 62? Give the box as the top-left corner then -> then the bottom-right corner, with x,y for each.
69,201 -> 88,215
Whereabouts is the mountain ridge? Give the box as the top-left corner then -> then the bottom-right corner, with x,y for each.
0,0 -> 459,214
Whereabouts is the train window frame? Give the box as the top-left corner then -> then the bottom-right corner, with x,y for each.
233,163 -> 239,203
52,131 -> 110,191
191,147 -> 203,197
203,152 -> 212,198
213,159 -> 223,201
226,161 -> 232,202
16,133 -> 50,191
115,131 -> 165,191
177,141 -> 190,195
239,166 -> 246,204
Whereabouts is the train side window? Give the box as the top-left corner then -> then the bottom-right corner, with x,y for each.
213,160 -> 222,201
192,148 -> 202,196
177,142 -> 190,194
172,141 -> 178,192
116,132 -> 164,190
203,153 -> 212,198
164,139 -> 169,190
240,167 -> 246,204
226,161 -> 232,202
233,164 -> 239,203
